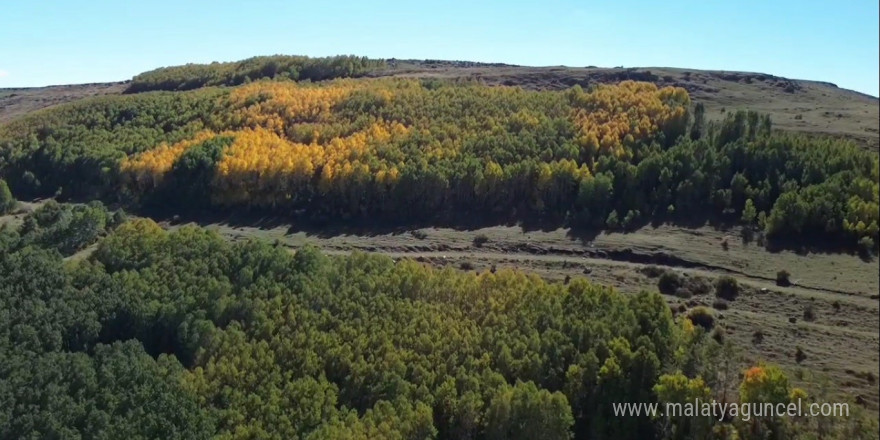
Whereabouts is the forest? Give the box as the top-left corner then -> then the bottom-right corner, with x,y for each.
125,55 -> 387,93
0,73 -> 876,252
1,201 -> 876,439
1,58 -> 879,438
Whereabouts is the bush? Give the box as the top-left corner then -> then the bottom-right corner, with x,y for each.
0,179 -> 15,215
605,211 -> 620,229
411,230 -> 428,240
752,330 -> 764,344
687,307 -> 715,330
712,299 -> 729,310
639,265 -> 665,278
795,346 -> 807,363
657,271 -> 683,295
684,276 -> 712,296
110,209 -> 129,229
459,261 -> 475,271
714,276 -> 739,300
858,236 -> 875,258
473,234 -> 489,247
711,327 -> 726,343
803,304 -> 816,322
776,270 -> 791,286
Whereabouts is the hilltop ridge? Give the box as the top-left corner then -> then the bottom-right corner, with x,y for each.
2,60 -> 877,148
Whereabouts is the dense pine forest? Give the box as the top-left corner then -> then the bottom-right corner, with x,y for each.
1,55 -> 878,439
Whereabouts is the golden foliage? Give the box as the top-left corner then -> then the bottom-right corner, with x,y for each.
224,80 -> 360,135
120,131 -> 220,191
212,122 -> 409,206
570,80 -> 690,159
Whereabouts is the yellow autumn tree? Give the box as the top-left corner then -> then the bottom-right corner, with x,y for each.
569,81 -> 690,161
120,131 -> 220,191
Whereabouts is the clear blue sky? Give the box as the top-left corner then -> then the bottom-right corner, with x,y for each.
2,0 -> 878,96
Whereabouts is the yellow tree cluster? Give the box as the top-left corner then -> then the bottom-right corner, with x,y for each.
120,131 -> 220,191
212,122 -> 409,207
224,80 -> 362,135
569,81 -> 690,160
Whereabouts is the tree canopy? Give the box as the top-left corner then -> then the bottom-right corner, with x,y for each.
1,209 -> 874,439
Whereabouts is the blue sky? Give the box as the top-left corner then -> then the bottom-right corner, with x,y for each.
1,0 -> 878,96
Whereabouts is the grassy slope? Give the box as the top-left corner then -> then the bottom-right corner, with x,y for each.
0,82 -> 126,124
2,63 -> 878,409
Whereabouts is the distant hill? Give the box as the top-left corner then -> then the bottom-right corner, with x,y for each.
2,59 -> 877,149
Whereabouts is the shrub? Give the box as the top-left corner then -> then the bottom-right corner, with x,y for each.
472,234 -> 489,247
711,327 -> 726,343
459,261 -> 475,271
832,300 -> 841,311
803,304 -> 816,322
640,265 -> 665,278
687,307 -> 715,330
684,276 -> 712,296
776,270 -> 791,286
657,271 -> 683,295
0,179 -> 15,215
858,236 -> 875,258
605,211 -> 620,229
752,330 -> 764,344
110,209 -> 129,229
673,289 -> 692,299
411,230 -> 428,240
714,276 -> 739,300
711,329 -> 725,344
795,346 -> 807,363
712,299 -> 729,310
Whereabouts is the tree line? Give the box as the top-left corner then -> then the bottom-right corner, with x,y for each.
125,55 -> 386,93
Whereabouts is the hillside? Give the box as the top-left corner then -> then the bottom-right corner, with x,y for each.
0,82 -> 126,124
376,61 -> 880,150
3,62 -> 877,148
1,56 -> 878,439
